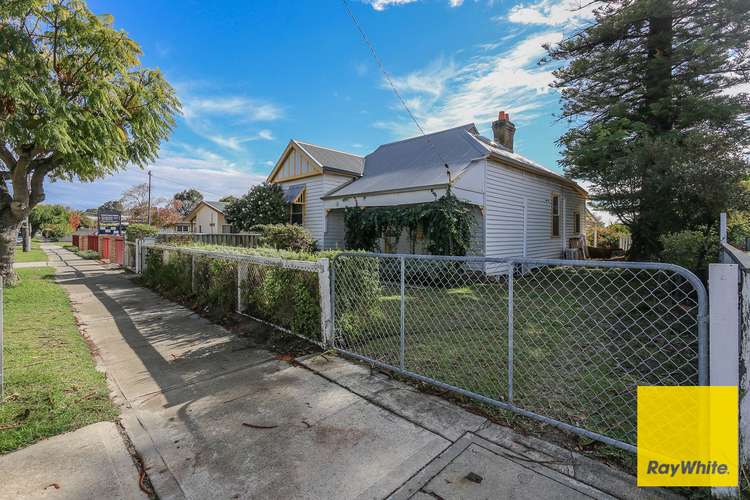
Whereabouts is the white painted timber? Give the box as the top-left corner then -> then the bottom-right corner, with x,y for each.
709,263 -> 740,387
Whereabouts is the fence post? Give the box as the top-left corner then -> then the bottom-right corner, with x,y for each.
507,261 -> 514,403
191,255 -> 197,292
709,263 -> 740,498
720,212 -> 728,244
318,258 -> 332,346
236,260 -> 246,314
709,263 -> 740,387
400,256 -> 405,371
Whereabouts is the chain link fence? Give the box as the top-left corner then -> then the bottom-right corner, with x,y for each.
140,243 -> 330,346
331,253 -> 707,451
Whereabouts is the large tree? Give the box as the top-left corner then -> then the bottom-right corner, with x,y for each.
120,182 -> 154,222
545,0 -> 750,258
173,188 -> 202,216
225,182 -> 288,232
0,0 -> 179,282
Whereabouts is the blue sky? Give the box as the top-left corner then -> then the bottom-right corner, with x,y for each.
46,0 -> 595,209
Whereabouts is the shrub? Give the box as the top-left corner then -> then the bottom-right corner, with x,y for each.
126,223 -> 158,242
63,244 -> 79,252
252,224 -> 317,252
243,266 -> 321,340
138,242 -> 383,343
77,250 -> 99,260
659,227 -> 718,277
194,256 -> 237,318
42,222 -> 69,240
727,210 -> 750,249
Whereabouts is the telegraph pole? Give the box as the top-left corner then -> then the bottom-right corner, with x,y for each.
147,170 -> 152,225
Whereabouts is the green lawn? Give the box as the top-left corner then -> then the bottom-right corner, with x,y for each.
14,240 -> 47,263
0,267 -> 118,453
334,261 -> 701,447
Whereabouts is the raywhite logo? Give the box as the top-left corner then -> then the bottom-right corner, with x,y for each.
646,460 -> 730,477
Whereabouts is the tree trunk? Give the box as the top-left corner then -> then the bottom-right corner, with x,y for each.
22,218 -> 31,252
0,223 -> 20,286
631,0 -> 674,260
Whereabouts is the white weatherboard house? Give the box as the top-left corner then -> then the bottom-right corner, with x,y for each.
180,200 -> 231,234
268,112 -> 587,260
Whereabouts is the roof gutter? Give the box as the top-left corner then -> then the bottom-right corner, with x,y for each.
322,182 -> 450,200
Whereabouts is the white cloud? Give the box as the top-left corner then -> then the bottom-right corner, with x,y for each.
363,0 -> 417,10
506,0 -> 596,27
362,0 -> 464,10
182,96 -> 282,122
377,31 -> 563,136
45,154 -> 267,209
206,129 -> 275,152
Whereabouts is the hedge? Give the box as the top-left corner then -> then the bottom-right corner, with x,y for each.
126,223 -> 159,242
139,243 -> 383,345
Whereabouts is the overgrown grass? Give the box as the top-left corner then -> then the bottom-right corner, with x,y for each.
14,240 -> 47,263
0,267 -> 118,453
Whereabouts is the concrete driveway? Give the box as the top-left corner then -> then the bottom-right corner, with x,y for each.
43,244 -> 667,500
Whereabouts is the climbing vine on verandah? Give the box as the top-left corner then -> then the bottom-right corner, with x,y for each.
343,189 -> 474,256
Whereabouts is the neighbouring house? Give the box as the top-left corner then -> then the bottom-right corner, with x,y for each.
181,200 -> 232,234
267,111 -> 587,261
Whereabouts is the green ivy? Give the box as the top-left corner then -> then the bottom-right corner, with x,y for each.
344,189 -> 474,256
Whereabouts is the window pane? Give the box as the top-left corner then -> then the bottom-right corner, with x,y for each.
552,216 -> 560,237
291,204 -> 304,225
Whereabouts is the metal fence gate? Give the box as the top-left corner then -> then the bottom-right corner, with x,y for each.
331,253 -> 707,452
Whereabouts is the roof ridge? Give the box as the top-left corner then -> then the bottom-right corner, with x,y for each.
294,140 -> 363,159
370,123 -> 477,151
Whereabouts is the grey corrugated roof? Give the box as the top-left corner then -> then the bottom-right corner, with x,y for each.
324,123 -> 585,198
296,141 -> 364,176
282,184 -> 305,203
203,201 -> 227,213
324,124 -> 487,198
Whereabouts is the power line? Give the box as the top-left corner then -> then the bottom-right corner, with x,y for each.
339,0 -> 454,181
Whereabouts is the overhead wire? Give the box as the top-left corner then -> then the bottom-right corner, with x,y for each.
339,0 -> 454,182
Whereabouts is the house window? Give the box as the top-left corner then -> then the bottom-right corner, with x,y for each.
290,188 -> 306,225
574,211 -> 581,234
551,194 -> 560,237
221,224 -> 232,234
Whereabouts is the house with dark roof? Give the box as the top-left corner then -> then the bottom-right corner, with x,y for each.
179,200 -> 231,234
268,112 -> 588,259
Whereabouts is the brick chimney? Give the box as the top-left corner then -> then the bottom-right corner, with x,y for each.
492,111 -> 516,152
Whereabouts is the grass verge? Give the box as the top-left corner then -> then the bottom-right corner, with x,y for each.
14,240 -> 47,263
0,267 -> 118,453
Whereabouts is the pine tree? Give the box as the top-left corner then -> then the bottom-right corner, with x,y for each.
545,0 -> 750,258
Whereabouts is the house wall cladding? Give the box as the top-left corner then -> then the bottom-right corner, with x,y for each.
484,159 -> 586,261
192,206 -> 226,234
322,174 -> 354,249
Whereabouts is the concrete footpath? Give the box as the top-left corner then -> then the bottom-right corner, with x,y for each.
33,244 -> 669,499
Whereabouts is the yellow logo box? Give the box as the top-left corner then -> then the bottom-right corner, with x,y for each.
637,386 -> 738,487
